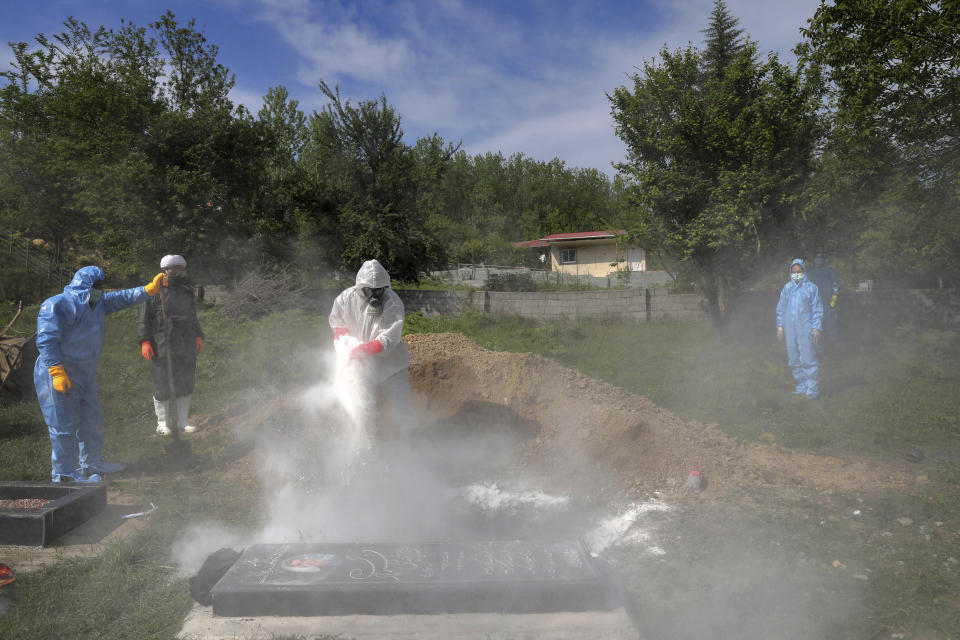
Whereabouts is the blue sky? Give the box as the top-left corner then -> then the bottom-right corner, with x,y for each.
1,0 -> 823,174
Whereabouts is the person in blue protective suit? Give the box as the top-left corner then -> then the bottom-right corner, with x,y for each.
34,266 -> 167,482
776,259 -> 824,399
804,252 -> 840,343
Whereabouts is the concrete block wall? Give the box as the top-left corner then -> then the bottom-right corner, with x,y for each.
211,284 -> 959,327
486,289 -> 649,322
430,266 -> 675,290
648,291 -> 706,321
205,286 -> 707,323
397,288 -> 705,323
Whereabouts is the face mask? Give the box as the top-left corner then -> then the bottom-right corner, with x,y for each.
363,287 -> 386,313
165,270 -> 186,283
791,272 -> 803,284
88,289 -> 103,303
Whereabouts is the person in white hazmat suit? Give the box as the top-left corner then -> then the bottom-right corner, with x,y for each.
328,260 -> 418,436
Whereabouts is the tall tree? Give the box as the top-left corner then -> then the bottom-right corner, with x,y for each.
799,0 -> 960,287
701,0 -> 744,74
0,14 -> 269,282
309,80 -> 432,281
609,2 -> 823,317
0,18 -> 164,270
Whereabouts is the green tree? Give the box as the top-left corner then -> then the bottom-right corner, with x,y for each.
411,133 -> 462,266
0,13 -> 275,284
799,0 -> 960,287
609,1 -> 823,316
308,80 -> 433,281
0,18 -> 165,272
701,0 -> 744,74
255,85 -> 326,268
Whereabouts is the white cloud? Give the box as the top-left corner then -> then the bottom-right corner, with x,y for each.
246,0 -> 823,173
253,0 -> 413,85
230,86 -> 266,115
655,0 -> 818,61
467,103 -> 625,172
0,48 -> 15,74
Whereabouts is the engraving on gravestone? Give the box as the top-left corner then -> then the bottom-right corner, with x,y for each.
211,540 -> 617,616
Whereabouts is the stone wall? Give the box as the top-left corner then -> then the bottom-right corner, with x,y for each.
207,284 -> 960,327
646,289 -> 705,322
396,288 -> 706,323
429,266 -> 674,289
484,289 -> 646,322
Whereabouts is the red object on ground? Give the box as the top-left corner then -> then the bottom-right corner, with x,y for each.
140,341 -> 154,360
0,563 -> 15,587
196,336 -> 204,353
686,467 -> 703,494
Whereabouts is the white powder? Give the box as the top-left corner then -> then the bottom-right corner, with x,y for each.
584,501 -> 671,555
461,482 -> 571,515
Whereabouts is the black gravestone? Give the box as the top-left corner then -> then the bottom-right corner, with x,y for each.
0,481 -> 107,546
211,540 -> 616,616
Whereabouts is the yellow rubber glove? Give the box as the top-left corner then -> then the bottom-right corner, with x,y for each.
49,365 -> 72,394
830,294 -> 837,308
144,272 -> 167,296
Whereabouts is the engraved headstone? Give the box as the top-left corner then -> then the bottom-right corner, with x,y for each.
211,540 -> 616,616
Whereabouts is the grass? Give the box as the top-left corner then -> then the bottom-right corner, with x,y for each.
404,311 -> 960,463
403,310 -> 960,636
0,305 -> 328,480
1,304 -> 959,637
1,304 -> 325,640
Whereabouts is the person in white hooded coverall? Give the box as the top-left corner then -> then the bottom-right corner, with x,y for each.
329,260 -> 417,435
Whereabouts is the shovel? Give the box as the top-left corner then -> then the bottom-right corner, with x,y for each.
159,284 -> 192,459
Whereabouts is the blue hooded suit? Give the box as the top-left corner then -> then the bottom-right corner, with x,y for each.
34,266 -> 151,481
776,259 -> 824,398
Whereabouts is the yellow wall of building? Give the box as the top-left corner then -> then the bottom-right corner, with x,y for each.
549,240 -> 622,277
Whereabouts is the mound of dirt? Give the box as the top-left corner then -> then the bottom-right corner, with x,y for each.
406,333 -> 918,499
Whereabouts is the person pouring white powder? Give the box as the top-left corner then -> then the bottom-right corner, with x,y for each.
328,259 -> 418,436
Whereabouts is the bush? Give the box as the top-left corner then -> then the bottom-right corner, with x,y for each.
0,262 -> 62,304
216,267 -> 309,319
486,272 -> 536,291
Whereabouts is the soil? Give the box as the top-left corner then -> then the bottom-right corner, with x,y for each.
405,333 -> 920,499
0,499 -> 52,509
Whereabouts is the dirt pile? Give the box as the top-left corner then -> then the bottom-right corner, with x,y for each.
406,333 -> 918,498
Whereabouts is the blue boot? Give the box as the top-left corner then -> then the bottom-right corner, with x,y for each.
85,461 -> 126,473
53,471 -> 103,483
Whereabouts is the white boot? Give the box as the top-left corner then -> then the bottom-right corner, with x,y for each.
176,394 -> 198,433
153,397 -> 170,435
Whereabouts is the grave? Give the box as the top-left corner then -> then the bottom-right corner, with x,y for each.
0,481 -> 107,546
211,540 -> 618,617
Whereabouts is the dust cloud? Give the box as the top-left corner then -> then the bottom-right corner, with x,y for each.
170,324 -> 873,639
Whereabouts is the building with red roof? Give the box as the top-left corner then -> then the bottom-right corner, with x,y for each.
512,229 -> 645,277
